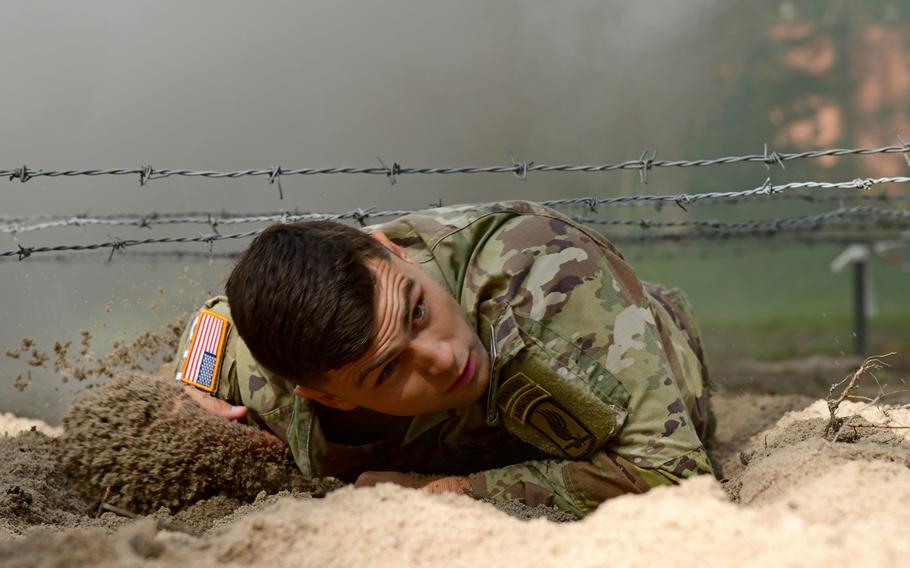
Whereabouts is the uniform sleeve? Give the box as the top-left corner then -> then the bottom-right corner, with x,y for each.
468,445 -> 710,518
463,210 -> 714,517
173,298 -> 299,441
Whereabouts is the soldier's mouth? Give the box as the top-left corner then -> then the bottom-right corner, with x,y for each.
447,352 -> 476,392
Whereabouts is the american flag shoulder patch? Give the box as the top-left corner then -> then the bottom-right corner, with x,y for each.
177,309 -> 229,393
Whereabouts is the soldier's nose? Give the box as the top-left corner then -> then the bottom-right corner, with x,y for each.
411,335 -> 455,377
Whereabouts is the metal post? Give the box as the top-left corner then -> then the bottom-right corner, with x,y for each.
853,259 -> 868,356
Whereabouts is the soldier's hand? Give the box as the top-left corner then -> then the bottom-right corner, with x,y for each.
182,385 -> 249,421
355,471 -> 471,495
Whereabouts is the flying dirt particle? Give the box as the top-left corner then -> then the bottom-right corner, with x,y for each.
13,371 -> 31,392
79,331 -> 91,356
5,348 -> 20,359
104,302 -> 112,313
53,341 -> 71,373
27,348 -> 48,368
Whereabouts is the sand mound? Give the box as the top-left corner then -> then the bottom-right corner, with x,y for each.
727,399 -> 910,505
5,463 -> 910,568
3,386 -> 910,567
0,429 -> 131,540
58,373 -> 340,513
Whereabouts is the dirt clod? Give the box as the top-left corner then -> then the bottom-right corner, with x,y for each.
58,372 -> 340,513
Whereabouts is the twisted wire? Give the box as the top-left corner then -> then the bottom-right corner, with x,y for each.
4,207 -> 909,260
4,142 -> 910,184
2,190 -> 906,231
4,176 -> 910,236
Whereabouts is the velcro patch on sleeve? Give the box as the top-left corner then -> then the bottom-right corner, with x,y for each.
498,371 -> 596,459
176,309 -> 229,393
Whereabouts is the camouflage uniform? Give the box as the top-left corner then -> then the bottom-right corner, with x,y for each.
174,201 -> 714,518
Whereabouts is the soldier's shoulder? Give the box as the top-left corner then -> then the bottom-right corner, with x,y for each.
373,201 -> 565,243
199,295 -> 232,318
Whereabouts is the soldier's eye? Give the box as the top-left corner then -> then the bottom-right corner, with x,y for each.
411,298 -> 427,327
376,359 -> 397,386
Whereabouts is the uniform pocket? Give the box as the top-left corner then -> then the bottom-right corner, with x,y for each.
494,315 -> 630,460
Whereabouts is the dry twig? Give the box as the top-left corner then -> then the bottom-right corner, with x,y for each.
825,353 -> 899,439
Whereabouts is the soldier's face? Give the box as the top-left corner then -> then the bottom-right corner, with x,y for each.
295,233 -> 490,416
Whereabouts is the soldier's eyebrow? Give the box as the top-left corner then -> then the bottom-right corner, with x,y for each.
355,278 -> 414,389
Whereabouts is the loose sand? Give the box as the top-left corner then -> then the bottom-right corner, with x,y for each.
3,370 -> 910,567
0,412 -> 62,437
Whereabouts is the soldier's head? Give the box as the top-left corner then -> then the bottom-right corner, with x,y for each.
226,221 -> 489,417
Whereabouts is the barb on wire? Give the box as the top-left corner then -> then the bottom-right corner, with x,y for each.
351,207 -> 375,227
10,166 -> 32,183
138,165 -> 154,187
207,213 -> 220,234
268,166 -> 284,200
763,144 -> 786,171
376,158 -> 400,186
106,236 -> 126,262
5,141 -> 910,184
16,243 -> 33,261
510,152 -> 532,181
638,150 -> 656,183
897,135 -> 910,167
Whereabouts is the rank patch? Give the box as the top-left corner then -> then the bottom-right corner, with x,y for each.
496,373 -> 532,409
178,309 -> 228,393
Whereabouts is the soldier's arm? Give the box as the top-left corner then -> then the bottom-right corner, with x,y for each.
464,211 -> 713,517
183,385 -> 248,420
466,447 -> 710,518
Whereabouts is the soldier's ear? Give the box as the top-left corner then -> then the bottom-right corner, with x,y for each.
371,230 -> 415,264
292,385 -> 357,411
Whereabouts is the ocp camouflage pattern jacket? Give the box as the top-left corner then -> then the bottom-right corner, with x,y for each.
175,201 -> 715,518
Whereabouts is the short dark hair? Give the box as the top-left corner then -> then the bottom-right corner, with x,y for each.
225,221 -> 388,386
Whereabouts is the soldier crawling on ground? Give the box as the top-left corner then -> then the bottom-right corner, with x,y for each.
176,200 -> 715,518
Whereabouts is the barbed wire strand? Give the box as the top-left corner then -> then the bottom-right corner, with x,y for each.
4,175 -> 910,237
5,142 -> 910,185
541,176 -> 910,211
8,233 -> 900,265
4,208 -> 909,261
6,203 -> 909,237
2,190 -> 908,231
572,205 -> 910,232
613,229 -> 910,245
3,227 -> 906,262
